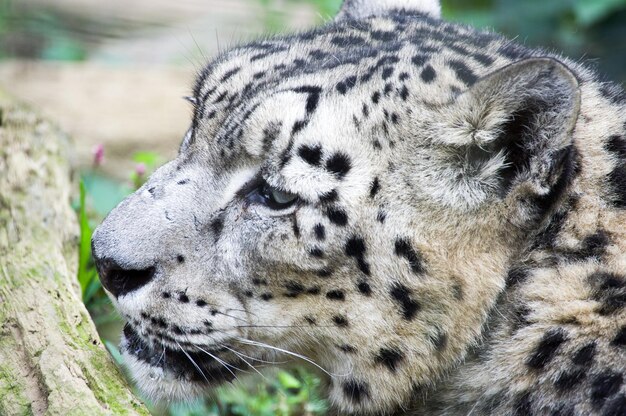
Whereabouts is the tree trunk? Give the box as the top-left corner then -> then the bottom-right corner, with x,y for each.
0,89 -> 148,415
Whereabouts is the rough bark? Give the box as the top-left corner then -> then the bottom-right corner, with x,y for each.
0,89 -> 148,415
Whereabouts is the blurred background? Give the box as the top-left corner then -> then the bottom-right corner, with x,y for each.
1,0 -> 624,415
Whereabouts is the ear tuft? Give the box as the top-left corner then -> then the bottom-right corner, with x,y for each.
335,0 -> 441,21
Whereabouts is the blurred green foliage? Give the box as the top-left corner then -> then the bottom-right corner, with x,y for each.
0,0 -> 87,60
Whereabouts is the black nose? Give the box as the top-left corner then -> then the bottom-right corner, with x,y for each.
93,247 -> 156,298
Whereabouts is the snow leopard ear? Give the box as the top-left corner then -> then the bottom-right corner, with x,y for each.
431,58 -> 581,211
335,0 -> 441,21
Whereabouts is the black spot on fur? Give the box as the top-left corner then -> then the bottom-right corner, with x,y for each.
195,299 -> 207,307
179,293 -> 189,303
261,122 -> 282,153
298,145 -> 322,166
309,247 -> 324,258
603,394 -> 626,416
611,326 -> 626,347
291,219 -> 300,238
389,283 -> 420,320
513,391 -> 532,416
333,315 -> 349,327
260,293 -> 273,301
162,292 -> 170,299
377,210 -> 386,223
212,91 -> 228,104
220,67 -> 241,82
313,224 -> 326,241
285,281 -> 305,297
369,177 -> 381,198
591,370 -> 623,408
448,59 -> 478,85
342,380 -> 369,404
532,210 -> 569,250
304,316 -> 316,325
307,286 -> 320,295
338,344 -> 357,353
345,236 -> 366,257
420,65 -> 436,83
572,342 -> 596,365
430,330 -> 448,351
177,255 -> 185,264
293,85 -> 322,114
526,328 -> 567,369
326,153 -> 351,178
331,35 -> 366,47
291,120 -> 308,136
345,236 -> 371,276
506,267 -> 530,287
326,290 -> 345,301
382,67 -> 394,80
555,368 -> 587,391
210,215 -> 224,242
579,230 -> 611,259
394,238 -> 425,274
326,207 -> 348,226
588,271 -> 626,315
252,278 -> 267,286
371,30 -> 395,41
337,75 -> 357,94
357,281 -> 372,296
599,83 -> 626,105
607,164 -> 626,208
412,54 -> 428,67
375,347 -> 405,372
606,135 -> 626,159
372,91 -> 381,104
316,268 -> 332,278
512,305 -> 532,332
319,189 -> 338,204
399,85 -> 410,101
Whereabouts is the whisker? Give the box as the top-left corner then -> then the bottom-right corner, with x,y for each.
222,346 -> 268,381
236,324 -> 335,329
175,340 -> 210,384
194,344 -> 246,381
216,311 -> 248,323
220,344 -> 287,365
235,337 -> 346,378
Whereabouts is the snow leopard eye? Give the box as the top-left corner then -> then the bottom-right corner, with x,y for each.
246,180 -> 299,210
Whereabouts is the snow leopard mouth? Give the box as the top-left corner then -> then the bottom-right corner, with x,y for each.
121,323 -> 238,384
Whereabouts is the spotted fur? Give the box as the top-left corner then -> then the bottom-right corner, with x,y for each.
92,0 -> 626,414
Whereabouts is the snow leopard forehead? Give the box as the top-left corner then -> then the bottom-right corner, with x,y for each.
184,11 -> 529,169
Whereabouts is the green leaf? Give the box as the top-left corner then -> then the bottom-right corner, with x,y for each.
277,371 -> 301,390
132,151 -> 163,168
77,180 -> 93,296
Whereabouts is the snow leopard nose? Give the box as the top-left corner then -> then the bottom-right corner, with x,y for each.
93,246 -> 156,298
